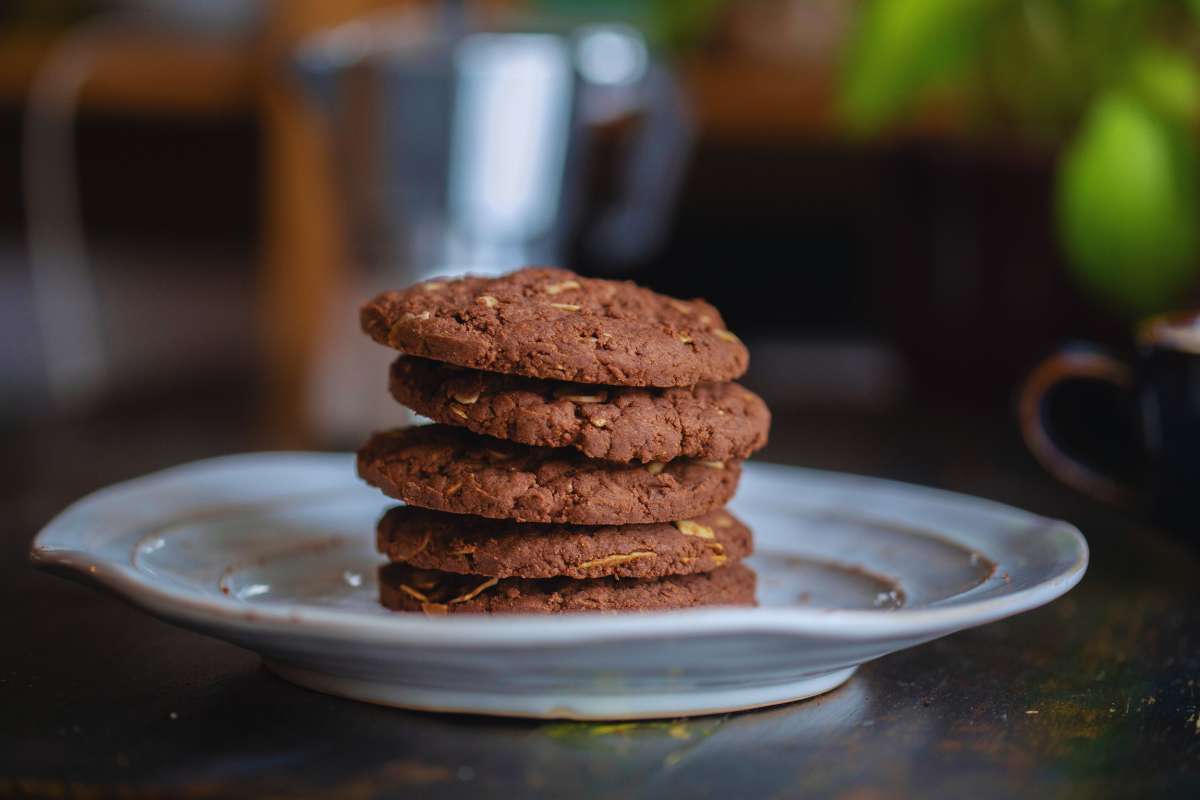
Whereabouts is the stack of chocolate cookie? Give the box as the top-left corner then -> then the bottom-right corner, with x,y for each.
356,267 -> 770,614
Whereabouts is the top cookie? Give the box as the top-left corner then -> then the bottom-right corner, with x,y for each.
361,267 -> 748,387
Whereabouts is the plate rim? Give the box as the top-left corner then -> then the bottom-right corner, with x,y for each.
30,452 -> 1089,646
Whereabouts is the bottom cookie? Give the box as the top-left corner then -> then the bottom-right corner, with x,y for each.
379,562 -> 757,615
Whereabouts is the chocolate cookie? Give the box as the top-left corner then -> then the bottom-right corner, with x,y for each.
388,356 -> 770,464
379,562 -> 757,614
357,425 -> 741,525
377,505 -> 752,579
361,267 -> 749,387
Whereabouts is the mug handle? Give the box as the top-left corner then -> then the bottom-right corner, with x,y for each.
1018,345 -> 1143,507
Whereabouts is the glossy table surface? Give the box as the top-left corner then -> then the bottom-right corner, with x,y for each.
4,398 -> 1199,799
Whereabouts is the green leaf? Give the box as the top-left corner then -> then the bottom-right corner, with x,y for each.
1125,45 -> 1200,123
839,0 -> 994,134
1057,91 -> 1199,313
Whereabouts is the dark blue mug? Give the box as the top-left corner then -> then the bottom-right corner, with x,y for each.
1020,312 -> 1200,532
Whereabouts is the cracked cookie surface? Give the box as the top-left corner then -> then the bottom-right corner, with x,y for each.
357,425 -> 741,525
361,267 -> 749,387
379,562 -> 757,614
388,356 -> 770,464
377,505 -> 751,579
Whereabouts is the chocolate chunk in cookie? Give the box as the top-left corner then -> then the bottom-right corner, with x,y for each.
361,267 -> 748,387
379,562 -> 757,614
357,425 -> 741,525
377,505 -> 752,579
388,356 -> 770,464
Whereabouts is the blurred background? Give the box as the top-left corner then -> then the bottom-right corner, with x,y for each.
2,0 -> 1199,475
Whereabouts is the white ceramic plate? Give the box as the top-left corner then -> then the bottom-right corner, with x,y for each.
31,454 -> 1087,720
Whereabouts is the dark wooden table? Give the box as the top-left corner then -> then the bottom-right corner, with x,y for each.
4,395 -> 1199,799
